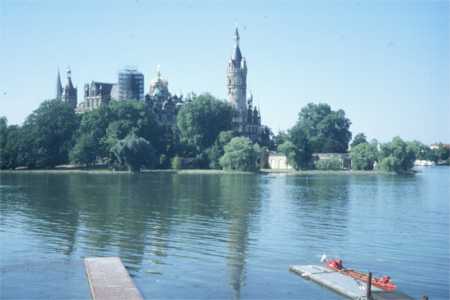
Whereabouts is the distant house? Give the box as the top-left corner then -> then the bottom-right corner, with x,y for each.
430,143 -> 450,150
268,153 -> 293,170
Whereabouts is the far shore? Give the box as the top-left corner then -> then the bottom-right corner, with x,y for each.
0,167 -> 417,176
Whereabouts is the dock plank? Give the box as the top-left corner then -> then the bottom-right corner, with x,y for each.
290,265 -> 415,300
84,257 -> 143,300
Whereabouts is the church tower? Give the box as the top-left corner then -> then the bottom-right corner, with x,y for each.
227,27 -> 248,128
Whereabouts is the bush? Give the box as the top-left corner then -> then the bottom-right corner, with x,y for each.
378,137 -> 415,173
314,157 -> 342,170
171,156 -> 183,170
350,142 -> 378,170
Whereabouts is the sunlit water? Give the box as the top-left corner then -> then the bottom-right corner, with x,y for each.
1,167 -> 449,299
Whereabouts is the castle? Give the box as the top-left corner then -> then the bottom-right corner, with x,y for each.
226,28 -> 262,141
56,27 -> 264,140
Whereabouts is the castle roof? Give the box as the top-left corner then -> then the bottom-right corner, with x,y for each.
232,45 -> 242,62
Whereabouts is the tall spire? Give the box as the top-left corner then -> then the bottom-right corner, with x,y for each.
56,68 -> 63,100
232,26 -> 242,62
66,67 -> 74,89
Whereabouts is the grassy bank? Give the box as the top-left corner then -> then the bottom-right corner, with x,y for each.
260,169 -> 397,176
0,168 -> 255,175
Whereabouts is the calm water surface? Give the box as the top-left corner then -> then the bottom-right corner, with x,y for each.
1,167 -> 449,299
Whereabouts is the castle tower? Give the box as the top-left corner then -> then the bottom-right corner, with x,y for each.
227,27 -> 247,127
56,69 -> 63,101
62,68 -> 77,109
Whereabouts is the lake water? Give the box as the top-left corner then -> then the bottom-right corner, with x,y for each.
1,167 -> 449,300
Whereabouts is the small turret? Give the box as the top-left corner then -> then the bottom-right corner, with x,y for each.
247,92 -> 253,108
62,67 -> 77,109
241,58 -> 247,75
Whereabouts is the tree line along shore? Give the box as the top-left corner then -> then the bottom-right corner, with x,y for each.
1,94 -> 449,174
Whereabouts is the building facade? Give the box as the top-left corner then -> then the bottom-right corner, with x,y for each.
268,153 -> 293,170
226,28 -> 263,141
76,81 -> 114,113
57,68 -> 77,109
118,68 -> 144,101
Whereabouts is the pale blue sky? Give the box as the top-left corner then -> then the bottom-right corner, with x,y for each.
1,0 -> 449,144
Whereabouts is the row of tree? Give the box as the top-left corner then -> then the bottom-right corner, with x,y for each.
0,94 -> 263,172
272,103 -> 449,174
1,96 -> 448,173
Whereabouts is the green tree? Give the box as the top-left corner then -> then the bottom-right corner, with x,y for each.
219,137 -> 261,172
75,105 -> 112,160
19,100 -> 80,168
0,117 -> 8,168
111,133 -> 156,173
351,133 -> 368,148
206,130 -> 236,169
378,137 -> 416,173
105,101 -> 161,151
177,93 -> 233,153
432,143 -> 450,162
2,125 -> 22,169
69,133 -> 98,167
286,124 -> 313,169
295,103 -> 351,153
273,131 -> 289,150
350,142 -> 378,170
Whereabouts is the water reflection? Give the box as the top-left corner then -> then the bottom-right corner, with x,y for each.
218,175 -> 262,299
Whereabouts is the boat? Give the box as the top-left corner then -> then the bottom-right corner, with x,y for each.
325,259 -> 397,291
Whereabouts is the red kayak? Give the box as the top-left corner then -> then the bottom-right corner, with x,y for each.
325,259 -> 397,291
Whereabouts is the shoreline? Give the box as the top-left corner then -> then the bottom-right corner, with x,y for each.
0,168 -> 413,176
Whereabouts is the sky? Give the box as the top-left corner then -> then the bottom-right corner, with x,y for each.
0,0 -> 449,144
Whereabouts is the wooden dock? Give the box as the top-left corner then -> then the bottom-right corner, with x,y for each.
290,265 -> 415,300
84,257 -> 143,300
